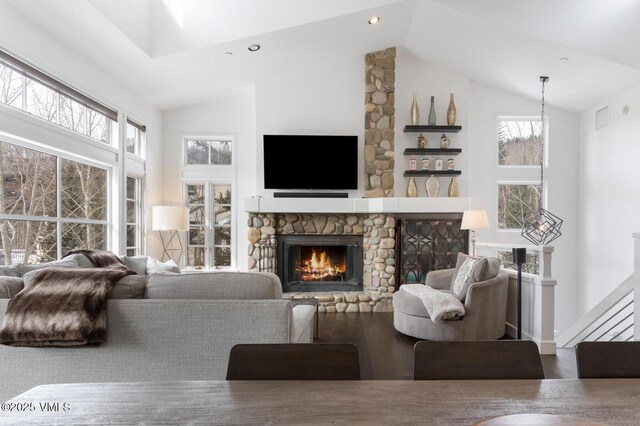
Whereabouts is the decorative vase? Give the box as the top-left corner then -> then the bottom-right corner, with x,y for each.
447,177 -> 459,197
428,96 -> 436,125
411,92 -> 420,125
440,133 -> 450,149
426,175 -> 440,197
447,93 -> 456,126
406,177 -> 418,197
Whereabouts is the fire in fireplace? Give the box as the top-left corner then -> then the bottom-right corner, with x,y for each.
278,235 -> 363,292
295,246 -> 346,282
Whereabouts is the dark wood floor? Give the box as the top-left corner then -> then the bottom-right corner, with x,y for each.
316,312 -> 577,380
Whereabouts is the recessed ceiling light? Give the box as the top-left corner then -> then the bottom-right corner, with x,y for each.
368,16 -> 380,24
560,57 -> 569,62
225,51 -> 233,56
248,44 -> 261,52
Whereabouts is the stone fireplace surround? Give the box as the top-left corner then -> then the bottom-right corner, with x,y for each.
248,213 -> 396,312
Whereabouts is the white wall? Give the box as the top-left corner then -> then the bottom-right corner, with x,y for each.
469,82 -> 580,333
0,5 -> 163,258
161,88 -> 257,270
577,83 -> 640,318
254,56 -> 365,197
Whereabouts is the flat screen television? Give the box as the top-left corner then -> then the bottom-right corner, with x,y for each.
263,135 -> 358,190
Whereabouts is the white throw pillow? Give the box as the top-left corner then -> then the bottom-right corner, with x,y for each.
451,257 -> 487,302
146,258 -> 181,274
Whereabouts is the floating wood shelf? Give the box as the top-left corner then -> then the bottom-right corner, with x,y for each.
404,125 -> 462,133
403,170 -> 462,177
403,148 -> 462,155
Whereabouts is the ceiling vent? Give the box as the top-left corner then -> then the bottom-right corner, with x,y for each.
595,106 -> 609,130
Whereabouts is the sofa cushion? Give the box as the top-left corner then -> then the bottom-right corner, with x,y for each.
0,276 -> 24,299
64,253 -> 95,268
123,256 -> 148,275
147,258 -> 180,274
17,257 -> 79,277
450,253 -> 501,286
451,257 -> 488,302
0,265 -> 20,277
109,275 -> 146,299
145,271 -> 283,300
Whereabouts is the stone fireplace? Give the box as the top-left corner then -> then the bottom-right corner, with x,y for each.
247,213 -> 396,312
278,234 -> 363,293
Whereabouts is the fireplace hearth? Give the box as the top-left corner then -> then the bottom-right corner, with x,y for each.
278,235 -> 363,292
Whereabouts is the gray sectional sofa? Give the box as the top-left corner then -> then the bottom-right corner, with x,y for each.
0,255 -> 314,402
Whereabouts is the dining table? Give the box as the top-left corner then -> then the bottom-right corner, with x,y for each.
1,379 -> 639,425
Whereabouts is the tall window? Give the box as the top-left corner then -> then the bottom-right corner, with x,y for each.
0,51 -> 117,145
0,140 -> 109,264
126,176 -> 142,256
185,183 -> 232,269
126,119 -> 145,156
497,117 -> 545,230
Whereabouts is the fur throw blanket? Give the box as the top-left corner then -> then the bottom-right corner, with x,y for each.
0,250 -> 133,347
401,284 -> 465,321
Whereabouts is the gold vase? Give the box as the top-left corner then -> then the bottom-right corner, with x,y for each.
447,93 -> 456,126
447,177 -> 459,197
406,177 -> 418,197
411,92 -> 420,125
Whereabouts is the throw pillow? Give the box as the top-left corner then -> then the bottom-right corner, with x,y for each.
17,257 -> 79,277
0,265 -> 20,277
21,258 -> 80,287
451,257 -> 488,302
147,257 -> 181,275
0,276 -> 24,299
123,256 -> 149,275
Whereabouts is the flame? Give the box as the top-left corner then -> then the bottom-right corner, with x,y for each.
296,248 -> 345,281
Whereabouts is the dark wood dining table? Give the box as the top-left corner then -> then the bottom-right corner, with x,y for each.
1,379 -> 638,425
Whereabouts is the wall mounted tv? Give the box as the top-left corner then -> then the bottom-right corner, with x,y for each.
263,135 -> 358,190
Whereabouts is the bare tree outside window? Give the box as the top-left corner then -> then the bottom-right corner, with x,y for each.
0,141 -> 109,264
498,184 -> 541,229
0,64 -> 22,108
185,139 -> 232,165
0,61 -> 114,145
498,119 -> 543,166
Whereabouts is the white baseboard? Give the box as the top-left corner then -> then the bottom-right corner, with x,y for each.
505,322 -> 556,355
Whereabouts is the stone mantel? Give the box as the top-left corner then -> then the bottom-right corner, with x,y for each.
244,197 -> 472,214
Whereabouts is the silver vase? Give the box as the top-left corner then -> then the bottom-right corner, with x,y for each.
428,96 -> 436,125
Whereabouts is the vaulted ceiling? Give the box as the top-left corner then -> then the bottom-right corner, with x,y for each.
1,0 -> 639,112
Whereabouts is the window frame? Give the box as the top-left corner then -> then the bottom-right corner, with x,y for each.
182,135 -> 233,168
183,181 -> 234,271
0,136 -> 113,262
125,175 -> 144,256
0,53 -> 118,147
496,115 -> 549,232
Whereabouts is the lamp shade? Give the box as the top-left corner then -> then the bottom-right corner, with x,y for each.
461,210 -> 489,230
152,206 -> 189,231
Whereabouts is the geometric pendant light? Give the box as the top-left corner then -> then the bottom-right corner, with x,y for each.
521,76 -> 563,245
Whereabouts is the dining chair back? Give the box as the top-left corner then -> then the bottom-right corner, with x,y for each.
226,343 -> 360,380
414,340 -> 545,380
576,341 -> 640,379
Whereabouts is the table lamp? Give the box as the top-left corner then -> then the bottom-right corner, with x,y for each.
461,210 -> 489,256
152,205 -> 189,263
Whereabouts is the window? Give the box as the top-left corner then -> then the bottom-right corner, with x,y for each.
185,138 -> 232,165
185,183 -> 232,269
126,176 -> 142,256
126,119 -> 146,156
0,50 -> 116,145
0,140 -> 109,264
497,117 -> 545,230
497,250 -> 539,275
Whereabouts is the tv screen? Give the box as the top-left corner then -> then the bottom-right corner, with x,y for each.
263,135 -> 358,190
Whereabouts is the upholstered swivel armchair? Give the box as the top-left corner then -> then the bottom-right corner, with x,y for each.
393,255 -> 509,341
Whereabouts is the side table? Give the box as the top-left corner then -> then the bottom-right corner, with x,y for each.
290,298 -> 319,340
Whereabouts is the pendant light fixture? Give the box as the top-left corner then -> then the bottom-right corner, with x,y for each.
521,76 -> 563,245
